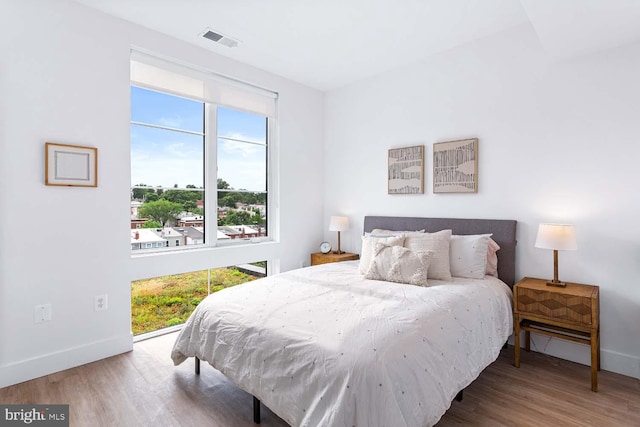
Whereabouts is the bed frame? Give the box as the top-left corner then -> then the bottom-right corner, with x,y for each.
196,216 -> 518,423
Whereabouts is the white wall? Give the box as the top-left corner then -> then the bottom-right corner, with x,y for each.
2,0 -> 637,389
324,24 -> 640,378
0,0 -> 324,387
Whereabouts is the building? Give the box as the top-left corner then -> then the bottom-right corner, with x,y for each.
130,200 -> 143,218
156,227 -> 186,248
180,226 -> 204,245
217,226 -> 242,240
130,226 -> 240,250
130,219 -> 146,229
130,229 -> 167,250
227,225 -> 264,239
178,215 -> 204,228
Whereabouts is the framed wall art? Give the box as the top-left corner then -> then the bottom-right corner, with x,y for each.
45,142 -> 98,187
433,138 -> 478,193
388,145 -> 424,194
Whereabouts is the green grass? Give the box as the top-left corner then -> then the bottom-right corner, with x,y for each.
131,267 -> 259,335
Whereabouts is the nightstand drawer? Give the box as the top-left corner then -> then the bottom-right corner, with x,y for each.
310,252 -> 359,266
516,287 -> 593,327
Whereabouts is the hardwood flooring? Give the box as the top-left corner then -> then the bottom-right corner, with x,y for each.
1,332 -> 638,426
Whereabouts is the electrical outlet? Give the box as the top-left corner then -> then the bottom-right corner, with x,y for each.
34,304 -> 52,323
94,294 -> 108,311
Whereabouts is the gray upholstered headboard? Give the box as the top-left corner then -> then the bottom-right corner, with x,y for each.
363,216 -> 517,287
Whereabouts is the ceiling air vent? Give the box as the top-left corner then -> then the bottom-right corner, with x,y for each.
201,28 -> 240,48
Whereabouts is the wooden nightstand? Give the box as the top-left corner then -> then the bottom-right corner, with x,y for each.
310,252 -> 359,266
514,277 -> 600,391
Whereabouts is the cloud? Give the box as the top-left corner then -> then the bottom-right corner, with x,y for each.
131,122 -> 265,191
131,153 -> 204,188
158,116 -> 184,129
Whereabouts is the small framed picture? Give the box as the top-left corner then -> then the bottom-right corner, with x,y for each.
433,138 -> 478,193
45,142 -> 98,187
388,145 -> 424,194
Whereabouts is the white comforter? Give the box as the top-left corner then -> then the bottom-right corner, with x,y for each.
171,261 -> 513,427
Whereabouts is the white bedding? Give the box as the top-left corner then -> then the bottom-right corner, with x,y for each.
171,261 -> 513,427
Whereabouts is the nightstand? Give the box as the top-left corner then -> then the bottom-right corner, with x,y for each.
514,277 -> 600,391
310,252 -> 359,266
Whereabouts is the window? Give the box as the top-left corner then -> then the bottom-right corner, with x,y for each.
130,87 -> 205,251
131,262 -> 267,337
217,106 -> 268,239
130,52 -> 276,253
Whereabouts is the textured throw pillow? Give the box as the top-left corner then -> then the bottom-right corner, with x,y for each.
404,229 -> 452,280
486,237 -> 500,277
364,243 -> 432,286
450,234 -> 492,279
359,235 -> 405,274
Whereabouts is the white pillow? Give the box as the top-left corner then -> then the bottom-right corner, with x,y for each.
486,237 -> 500,277
364,243 -> 432,286
404,230 -> 452,280
450,234 -> 492,279
359,235 -> 405,274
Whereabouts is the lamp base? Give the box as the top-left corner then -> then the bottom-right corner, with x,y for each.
546,280 -> 567,287
333,250 -> 344,255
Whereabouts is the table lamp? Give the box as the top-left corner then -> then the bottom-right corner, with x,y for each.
329,216 -> 349,254
534,223 -> 577,287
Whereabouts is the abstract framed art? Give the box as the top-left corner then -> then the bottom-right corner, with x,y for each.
388,145 -> 424,194
45,142 -> 98,187
433,138 -> 478,193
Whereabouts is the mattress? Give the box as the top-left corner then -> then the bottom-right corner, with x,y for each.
171,260 -> 513,426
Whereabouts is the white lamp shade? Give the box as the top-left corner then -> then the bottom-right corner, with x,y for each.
329,216 -> 349,232
534,223 -> 577,251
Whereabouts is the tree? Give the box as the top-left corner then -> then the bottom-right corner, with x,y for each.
183,200 -> 197,212
240,192 -> 266,205
162,189 -> 193,204
246,215 -> 262,226
131,187 -> 145,200
217,178 -> 231,189
138,200 -> 183,227
142,220 -> 162,229
219,193 -> 239,208
161,189 -> 202,213
220,210 -> 264,227
220,210 -> 252,226
131,184 -> 156,201
240,192 -> 258,204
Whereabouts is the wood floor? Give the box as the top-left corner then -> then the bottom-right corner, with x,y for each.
1,332 -> 638,426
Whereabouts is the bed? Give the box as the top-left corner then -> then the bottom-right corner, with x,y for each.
171,216 -> 517,426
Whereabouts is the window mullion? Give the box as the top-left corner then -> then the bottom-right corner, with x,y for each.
267,116 -> 277,247
204,103 -> 217,247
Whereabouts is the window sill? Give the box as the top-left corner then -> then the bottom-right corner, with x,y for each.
130,238 -> 278,259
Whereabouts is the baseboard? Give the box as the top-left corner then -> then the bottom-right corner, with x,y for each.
509,334 -> 640,379
600,348 -> 640,379
0,333 -> 133,388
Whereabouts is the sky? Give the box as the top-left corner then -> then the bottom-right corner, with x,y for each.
130,86 -> 267,191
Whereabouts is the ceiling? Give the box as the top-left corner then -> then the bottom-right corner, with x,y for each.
73,0 -> 640,91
